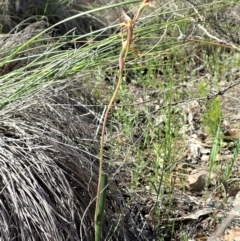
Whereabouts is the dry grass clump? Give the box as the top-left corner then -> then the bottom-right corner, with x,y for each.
0,83 -> 132,240
0,21 -> 52,75
0,0 -> 107,35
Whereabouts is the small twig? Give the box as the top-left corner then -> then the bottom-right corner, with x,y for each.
94,105 -> 107,140
187,1 -> 240,51
208,192 -> 240,240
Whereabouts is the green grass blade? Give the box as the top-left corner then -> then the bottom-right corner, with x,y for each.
95,173 -> 108,241
224,136 -> 240,180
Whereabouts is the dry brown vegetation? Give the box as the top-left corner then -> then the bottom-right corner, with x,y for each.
0,81 -> 156,240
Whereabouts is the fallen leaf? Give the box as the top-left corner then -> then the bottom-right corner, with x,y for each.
188,170 -> 216,192
169,207 -> 213,221
189,172 -> 208,192
223,128 -> 240,140
188,170 -> 217,192
222,227 -> 240,241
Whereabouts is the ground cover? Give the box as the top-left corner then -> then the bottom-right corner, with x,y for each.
1,0 -> 240,240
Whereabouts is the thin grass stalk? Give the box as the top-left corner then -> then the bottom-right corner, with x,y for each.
207,124 -> 221,187
224,135 -> 240,180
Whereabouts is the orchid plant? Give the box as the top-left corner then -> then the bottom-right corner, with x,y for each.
95,1 -> 156,240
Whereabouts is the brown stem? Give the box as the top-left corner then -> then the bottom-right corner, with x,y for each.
95,50 -> 125,224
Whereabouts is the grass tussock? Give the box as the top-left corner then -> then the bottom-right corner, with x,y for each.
0,0 -> 107,35
0,82 -> 149,240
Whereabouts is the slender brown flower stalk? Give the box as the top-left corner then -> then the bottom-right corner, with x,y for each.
95,1 -> 156,240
